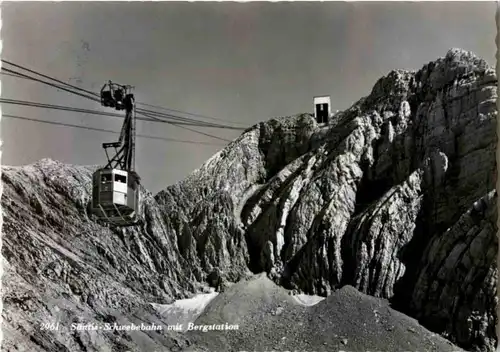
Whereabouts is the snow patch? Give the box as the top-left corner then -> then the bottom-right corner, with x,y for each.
292,294 -> 325,306
151,292 -> 219,330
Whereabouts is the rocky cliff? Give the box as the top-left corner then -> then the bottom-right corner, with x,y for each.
1,48 -> 497,352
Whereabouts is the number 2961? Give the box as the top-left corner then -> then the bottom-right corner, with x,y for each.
41,322 -> 60,331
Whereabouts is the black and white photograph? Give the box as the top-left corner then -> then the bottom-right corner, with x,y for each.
0,2 -> 498,351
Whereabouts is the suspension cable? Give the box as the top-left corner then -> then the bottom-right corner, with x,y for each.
3,114 -> 226,146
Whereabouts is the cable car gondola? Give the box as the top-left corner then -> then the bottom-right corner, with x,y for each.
100,81 -> 133,111
91,81 -> 142,227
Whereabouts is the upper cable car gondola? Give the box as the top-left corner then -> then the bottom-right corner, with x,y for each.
91,81 -> 142,227
100,81 -> 132,111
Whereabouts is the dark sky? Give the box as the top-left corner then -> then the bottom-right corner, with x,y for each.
2,2 -> 496,194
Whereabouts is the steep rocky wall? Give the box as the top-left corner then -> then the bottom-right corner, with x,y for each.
157,48 -> 497,351
411,191 -> 497,351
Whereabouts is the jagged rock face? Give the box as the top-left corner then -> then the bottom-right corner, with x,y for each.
2,48 -> 497,352
411,191 -> 498,351
1,160 -> 199,302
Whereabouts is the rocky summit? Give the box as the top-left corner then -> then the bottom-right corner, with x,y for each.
1,48 -> 497,352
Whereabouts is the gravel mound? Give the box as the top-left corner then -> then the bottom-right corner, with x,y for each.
186,274 -> 464,352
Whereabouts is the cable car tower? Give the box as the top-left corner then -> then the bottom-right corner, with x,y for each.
91,81 -> 142,227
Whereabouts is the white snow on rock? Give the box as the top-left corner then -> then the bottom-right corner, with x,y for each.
292,294 -> 325,306
151,292 -> 219,330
